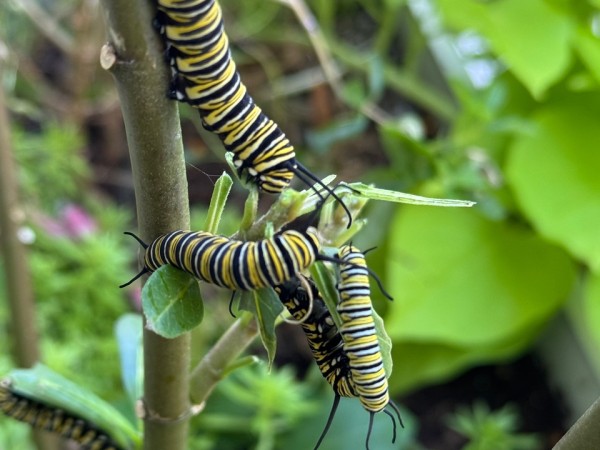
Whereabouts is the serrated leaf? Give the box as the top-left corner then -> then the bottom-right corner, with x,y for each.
4,364 -> 140,449
115,314 -> 143,411
506,95 -> 600,271
239,288 -> 282,369
385,206 -> 576,347
436,0 -> 574,97
142,266 -> 204,338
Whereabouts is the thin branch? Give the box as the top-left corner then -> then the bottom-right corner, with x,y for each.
189,314 -> 258,404
99,0 -> 192,449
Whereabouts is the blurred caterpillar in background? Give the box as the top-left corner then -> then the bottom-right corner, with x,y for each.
0,380 -> 123,450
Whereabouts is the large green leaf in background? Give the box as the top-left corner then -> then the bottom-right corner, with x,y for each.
435,0 -> 574,97
506,95 -> 600,271
383,206 -> 576,392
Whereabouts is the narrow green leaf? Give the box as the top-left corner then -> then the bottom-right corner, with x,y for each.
373,308 -> 393,377
115,314 -> 143,412
4,364 -> 140,449
346,182 -> 475,207
203,172 -> 233,234
142,266 -> 204,338
310,262 -> 342,329
240,188 -> 259,232
238,288 -> 283,369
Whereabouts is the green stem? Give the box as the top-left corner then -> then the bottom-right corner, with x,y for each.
99,1 -> 191,449
189,314 -> 258,404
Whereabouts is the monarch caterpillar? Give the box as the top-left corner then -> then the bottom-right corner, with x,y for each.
275,277 -> 356,399
276,271 -> 401,450
0,380 -> 123,450
154,0 -> 352,223
120,227 -> 322,290
333,244 -> 402,449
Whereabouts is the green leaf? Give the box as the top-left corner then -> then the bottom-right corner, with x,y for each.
239,288 -> 283,369
142,266 -> 204,338
574,27 -> 600,84
388,328 -> 543,394
436,0 -> 574,97
506,95 -> 600,271
384,206 -> 576,347
240,188 -> 259,232
203,172 -> 233,234
346,182 -> 476,207
115,314 -> 143,411
3,364 -> 140,449
310,261 -> 342,329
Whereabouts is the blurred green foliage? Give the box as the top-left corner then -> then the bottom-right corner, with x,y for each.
0,125 -> 133,445
12,124 -> 89,208
2,0 -> 600,447
189,363 -> 418,450
368,0 -> 600,394
447,401 -> 540,450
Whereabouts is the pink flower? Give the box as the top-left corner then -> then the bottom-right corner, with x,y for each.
62,204 -> 97,238
36,204 -> 97,239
